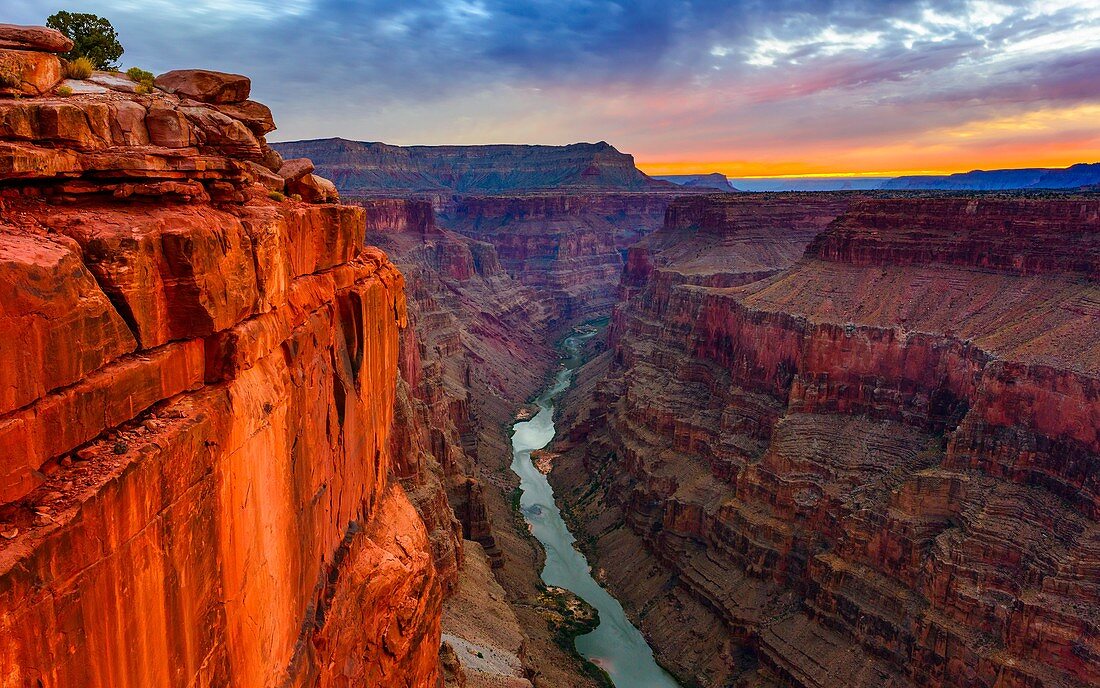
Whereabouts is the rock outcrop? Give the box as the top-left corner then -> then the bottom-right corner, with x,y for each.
0,24 -> 68,97
0,33 -> 447,688
621,193 -> 856,296
271,138 -> 679,194
553,195 -> 1100,688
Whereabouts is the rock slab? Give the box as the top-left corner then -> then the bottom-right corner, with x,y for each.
154,68 -> 251,103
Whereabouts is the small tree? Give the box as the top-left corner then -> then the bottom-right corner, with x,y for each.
46,11 -> 124,70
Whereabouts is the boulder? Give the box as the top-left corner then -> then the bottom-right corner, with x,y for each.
179,105 -> 263,160
154,69 -> 250,104
245,160 -> 285,192
0,48 -> 62,96
0,24 -> 74,53
278,157 -> 314,183
144,102 -> 194,148
314,174 -> 338,201
259,141 -> 284,172
287,172 -> 338,203
213,100 -> 275,135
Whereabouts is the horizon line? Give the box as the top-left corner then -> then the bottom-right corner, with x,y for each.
636,162 -> 1097,180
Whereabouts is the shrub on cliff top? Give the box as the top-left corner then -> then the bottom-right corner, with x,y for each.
126,67 -> 154,84
47,11 -> 124,70
64,57 -> 93,80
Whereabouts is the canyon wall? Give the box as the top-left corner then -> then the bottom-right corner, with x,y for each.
0,31 -> 447,688
356,197 -> 609,687
443,192 -> 681,327
361,197 -> 551,568
553,194 -> 1099,688
271,138 -> 677,194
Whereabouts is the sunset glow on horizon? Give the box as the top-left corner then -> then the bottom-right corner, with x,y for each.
637,148 -> 1100,179
9,0 -> 1100,177
639,102 -> 1100,177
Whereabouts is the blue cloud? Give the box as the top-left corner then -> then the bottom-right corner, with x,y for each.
6,0 -> 1100,150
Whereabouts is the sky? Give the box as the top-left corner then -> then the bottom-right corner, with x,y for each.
10,0 -> 1100,176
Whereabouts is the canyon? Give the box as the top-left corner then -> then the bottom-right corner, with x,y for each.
551,194 -> 1100,687
2,20 -> 1098,688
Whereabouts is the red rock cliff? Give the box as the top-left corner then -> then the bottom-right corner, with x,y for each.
553,195 -> 1099,688
0,27 -> 443,688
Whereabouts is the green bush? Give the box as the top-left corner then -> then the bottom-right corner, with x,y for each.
65,56 -> 94,80
126,67 -> 154,84
56,85 -> 74,97
47,11 -> 124,70
134,83 -> 153,95
268,191 -> 286,202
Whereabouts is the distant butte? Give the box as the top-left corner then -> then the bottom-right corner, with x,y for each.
271,138 -> 682,193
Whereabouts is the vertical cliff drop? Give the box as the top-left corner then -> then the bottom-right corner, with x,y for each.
0,24 -> 447,688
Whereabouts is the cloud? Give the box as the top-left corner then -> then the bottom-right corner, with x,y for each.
7,0 -> 1100,172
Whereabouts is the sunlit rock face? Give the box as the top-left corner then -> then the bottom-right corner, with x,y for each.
0,29 -> 445,688
552,194 -> 1100,688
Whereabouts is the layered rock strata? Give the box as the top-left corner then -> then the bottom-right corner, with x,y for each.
0,39 -> 447,688
443,192 -> 683,327
621,193 -> 856,296
553,195 -> 1100,688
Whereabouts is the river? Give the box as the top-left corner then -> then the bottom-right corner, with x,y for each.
509,330 -> 681,688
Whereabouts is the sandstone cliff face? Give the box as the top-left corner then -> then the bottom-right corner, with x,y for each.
553,195 -> 1100,688
443,192 -> 682,328
0,34 -> 444,688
